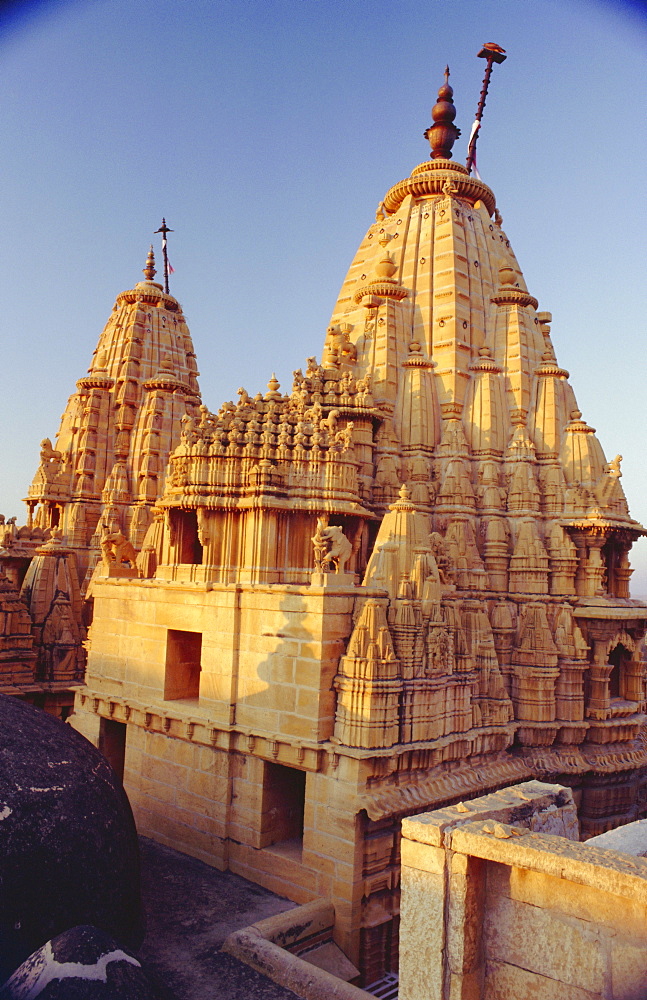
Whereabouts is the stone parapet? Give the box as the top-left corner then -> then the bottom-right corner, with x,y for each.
223,900 -> 369,1000
399,780 -> 647,1000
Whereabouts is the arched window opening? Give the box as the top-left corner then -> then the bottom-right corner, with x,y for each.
608,643 -> 631,701
172,509 -> 203,565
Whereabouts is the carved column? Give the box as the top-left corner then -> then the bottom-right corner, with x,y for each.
572,532 -> 606,598
482,517 -> 509,592
490,601 -> 516,696
555,660 -> 585,722
624,655 -> 644,706
586,639 -> 613,721
614,547 -> 633,600
513,665 -> 559,723
547,524 -> 577,596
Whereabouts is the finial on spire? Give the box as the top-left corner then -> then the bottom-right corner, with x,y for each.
465,43 -> 507,175
154,218 -> 174,294
143,245 -> 156,281
424,66 -> 461,160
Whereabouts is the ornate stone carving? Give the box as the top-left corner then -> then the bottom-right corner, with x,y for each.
100,529 -> 138,570
311,517 -> 352,574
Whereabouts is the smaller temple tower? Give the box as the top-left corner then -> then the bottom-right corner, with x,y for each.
0,245 -> 203,716
24,248 -> 202,586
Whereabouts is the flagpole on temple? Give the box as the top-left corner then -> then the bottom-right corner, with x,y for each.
154,218 -> 174,294
466,43 -> 507,176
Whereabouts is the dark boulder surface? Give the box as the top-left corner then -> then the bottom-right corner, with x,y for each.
0,925 -> 174,999
0,695 -> 143,984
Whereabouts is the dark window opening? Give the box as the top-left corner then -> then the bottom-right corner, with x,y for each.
164,629 -> 202,700
260,761 -> 306,848
609,643 -> 630,700
99,717 -> 126,783
175,510 -> 203,565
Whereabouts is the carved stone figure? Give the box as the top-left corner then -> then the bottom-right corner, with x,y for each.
180,413 -> 198,446
101,529 -> 137,569
429,531 -> 453,585
38,438 -> 63,481
425,625 -> 452,676
375,454 -> 400,488
312,517 -> 352,574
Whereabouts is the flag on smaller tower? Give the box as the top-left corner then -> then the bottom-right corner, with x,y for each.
154,218 -> 174,294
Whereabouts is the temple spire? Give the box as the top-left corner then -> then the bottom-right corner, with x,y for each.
424,66 -> 461,160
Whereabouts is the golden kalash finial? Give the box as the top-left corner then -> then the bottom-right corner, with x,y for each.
143,245 -> 157,281
424,66 -> 461,160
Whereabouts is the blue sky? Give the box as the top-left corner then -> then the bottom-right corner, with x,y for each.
1,0 -> 646,592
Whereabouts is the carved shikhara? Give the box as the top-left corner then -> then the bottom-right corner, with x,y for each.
23,251 -> 201,589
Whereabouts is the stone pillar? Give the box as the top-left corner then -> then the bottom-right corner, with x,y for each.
399,831 -> 485,1000
490,601 -> 516,696
555,659 -> 587,723
614,548 -> 633,600
548,550 -> 577,596
512,665 -> 560,723
586,536 -> 606,596
586,639 -> 612,720
482,518 -> 509,592
624,655 -> 644,705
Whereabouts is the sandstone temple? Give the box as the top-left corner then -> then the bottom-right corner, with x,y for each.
2,69 -> 646,985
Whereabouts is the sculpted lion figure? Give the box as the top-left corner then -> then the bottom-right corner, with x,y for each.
101,529 -> 137,569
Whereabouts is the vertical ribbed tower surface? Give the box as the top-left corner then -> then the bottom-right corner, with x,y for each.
317,69 -> 645,593
24,249 -> 201,582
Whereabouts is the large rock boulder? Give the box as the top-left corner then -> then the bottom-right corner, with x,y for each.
0,695 -> 143,983
0,925 -> 173,999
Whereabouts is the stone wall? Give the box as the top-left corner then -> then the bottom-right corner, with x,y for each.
399,780 -> 647,999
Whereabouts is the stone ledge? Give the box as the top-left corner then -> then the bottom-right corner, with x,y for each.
402,780 -> 576,847
222,899 -> 371,1000
450,821 -> 647,900
587,819 -> 647,857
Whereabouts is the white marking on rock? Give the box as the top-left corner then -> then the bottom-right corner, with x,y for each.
6,941 -> 141,998
0,805 -> 12,820
28,787 -> 65,793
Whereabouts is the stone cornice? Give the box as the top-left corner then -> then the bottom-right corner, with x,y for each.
353,280 -> 408,304
116,283 -> 180,311
76,374 -> 114,392
141,375 -> 189,392
383,161 -> 497,216
491,288 -> 539,310
469,354 -> 502,374
534,360 -> 569,379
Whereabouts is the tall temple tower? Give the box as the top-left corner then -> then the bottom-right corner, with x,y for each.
25,248 -> 201,585
0,250 -> 201,715
72,73 -> 647,984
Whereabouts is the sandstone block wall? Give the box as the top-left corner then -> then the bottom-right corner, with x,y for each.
399,780 -> 647,1000
82,577 -> 354,741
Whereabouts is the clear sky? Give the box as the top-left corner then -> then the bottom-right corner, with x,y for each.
0,0 -> 646,593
